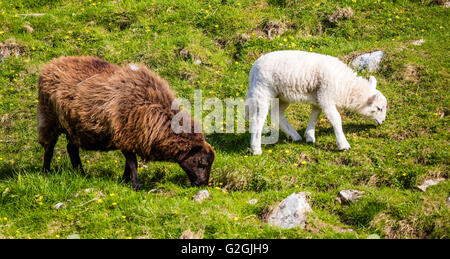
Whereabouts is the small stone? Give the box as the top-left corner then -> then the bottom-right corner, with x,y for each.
446,197 -> 450,207
417,178 -> 445,192
67,234 -> 80,239
351,51 -> 384,72
193,59 -> 202,65
367,234 -> 381,239
193,190 -> 210,202
248,199 -> 258,205
411,39 -> 425,46
23,25 -> 34,34
53,202 -> 65,209
336,190 -> 364,204
179,229 -> 203,239
266,192 -> 312,229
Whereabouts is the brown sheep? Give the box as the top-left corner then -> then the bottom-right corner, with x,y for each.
37,56 -> 215,190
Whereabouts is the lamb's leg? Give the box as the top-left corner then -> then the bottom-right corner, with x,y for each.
248,99 -> 270,155
122,151 -> 139,191
279,101 -> 302,142
321,105 -> 351,150
67,143 -> 84,174
304,105 -> 321,144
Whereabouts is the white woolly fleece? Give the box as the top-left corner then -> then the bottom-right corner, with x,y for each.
246,50 -> 387,154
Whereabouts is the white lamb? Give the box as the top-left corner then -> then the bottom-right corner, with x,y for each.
246,50 -> 387,155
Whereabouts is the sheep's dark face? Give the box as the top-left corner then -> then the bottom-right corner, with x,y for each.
178,142 -> 215,186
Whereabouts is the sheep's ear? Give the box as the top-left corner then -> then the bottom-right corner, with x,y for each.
369,76 -> 377,90
367,94 -> 377,106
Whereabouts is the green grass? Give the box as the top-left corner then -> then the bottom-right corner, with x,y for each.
0,0 -> 449,239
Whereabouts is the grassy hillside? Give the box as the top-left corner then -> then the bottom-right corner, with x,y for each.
0,0 -> 449,239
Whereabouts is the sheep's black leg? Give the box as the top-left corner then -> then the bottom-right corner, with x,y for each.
122,151 -> 139,191
42,140 -> 57,173
67,142 -> 84,174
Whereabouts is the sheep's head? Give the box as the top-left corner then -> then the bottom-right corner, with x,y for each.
359,76 -> 387,125
178,141 -> 215,186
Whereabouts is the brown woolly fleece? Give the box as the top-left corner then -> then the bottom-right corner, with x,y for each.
37,56 -> 214,189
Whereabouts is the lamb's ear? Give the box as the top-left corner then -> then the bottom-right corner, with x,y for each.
367,94 -> 377,106
369,76 -> 377,90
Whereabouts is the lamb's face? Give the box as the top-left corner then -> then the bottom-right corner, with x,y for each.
366,91 -> 387,125
359,90 -> 387,125
179,142 -> 215,186
359,76 -> 387,125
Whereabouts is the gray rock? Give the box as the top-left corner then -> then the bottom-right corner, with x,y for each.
193,190 -> 210,202
53,202 -> 65,209
417,178 -> 445,192
336,190 -> 364,204
411,39 -> 425,46
267,192 -> 312,229
351,51 -> 384,72
248,199 -> 258,205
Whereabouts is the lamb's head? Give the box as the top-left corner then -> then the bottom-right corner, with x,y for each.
358,76 -> 387,125
178,140 -> 215,187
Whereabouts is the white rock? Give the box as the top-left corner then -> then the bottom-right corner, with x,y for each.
336,190 -> 364,204
248,199 -> 258,205
67,234 -> 80,239
267,192 -> 312,229
411,39 -> 425,46
351,51 -> 384,72
53,202 -> 65,209
417,178 -> 445,192
193,59 -> 202,65
193,190 -> 210,202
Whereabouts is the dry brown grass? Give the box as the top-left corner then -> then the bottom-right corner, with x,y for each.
328,7 -> 354,24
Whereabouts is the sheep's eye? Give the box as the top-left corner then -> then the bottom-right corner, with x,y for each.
377,107 -> 382,111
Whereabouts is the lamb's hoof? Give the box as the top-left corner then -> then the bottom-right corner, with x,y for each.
338,145 -> 351,151
291,135 -> 302,142
305,136 -> 315,144
249,147 -> 262,155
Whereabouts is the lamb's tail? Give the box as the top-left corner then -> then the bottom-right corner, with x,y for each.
245,65 -> 258,120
